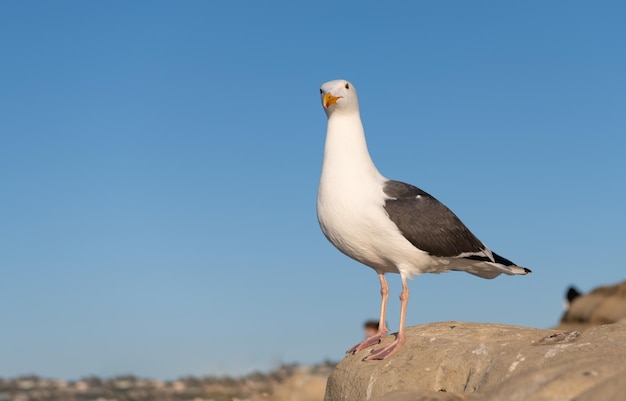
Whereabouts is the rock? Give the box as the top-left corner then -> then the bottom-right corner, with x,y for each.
373,389 -> 466,401
323,321 -> 626,401
557,280 -> 626,330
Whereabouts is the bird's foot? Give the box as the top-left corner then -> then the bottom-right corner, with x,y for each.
346,331 -> 388,355
363,336 -> 405,360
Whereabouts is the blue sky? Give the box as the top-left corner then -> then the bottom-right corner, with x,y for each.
1,1 -> 625,380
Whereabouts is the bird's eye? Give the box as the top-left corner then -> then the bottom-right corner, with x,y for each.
345,83 -> 350,89
320,88 -> 323,94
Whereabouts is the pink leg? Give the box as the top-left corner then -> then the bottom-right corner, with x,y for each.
346,273 -> 390,354
365,276 -> 409,360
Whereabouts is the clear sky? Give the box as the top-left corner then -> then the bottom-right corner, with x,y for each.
1,1 -> 625,381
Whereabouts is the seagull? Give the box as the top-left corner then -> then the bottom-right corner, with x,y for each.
317,79 -> 531,360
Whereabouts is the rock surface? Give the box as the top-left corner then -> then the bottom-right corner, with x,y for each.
557,280 -> 626,331
324,321 -> 626,401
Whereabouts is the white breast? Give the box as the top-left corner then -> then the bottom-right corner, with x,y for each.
317,114 -> 432,277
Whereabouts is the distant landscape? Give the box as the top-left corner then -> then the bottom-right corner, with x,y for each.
0,361 -> 335,401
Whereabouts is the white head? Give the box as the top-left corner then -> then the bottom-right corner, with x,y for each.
320,79 -> 360,118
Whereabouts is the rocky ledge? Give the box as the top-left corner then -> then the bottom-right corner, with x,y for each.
324,321 -> 626,401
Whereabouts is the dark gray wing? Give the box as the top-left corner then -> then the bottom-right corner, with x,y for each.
383,180 -> 486,258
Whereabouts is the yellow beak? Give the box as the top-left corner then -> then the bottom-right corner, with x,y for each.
323,92 -> 342,108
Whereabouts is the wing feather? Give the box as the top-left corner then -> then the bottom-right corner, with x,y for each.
383,180 -> 487,258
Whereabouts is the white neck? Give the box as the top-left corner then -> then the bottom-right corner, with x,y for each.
320,113 -> 383,187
